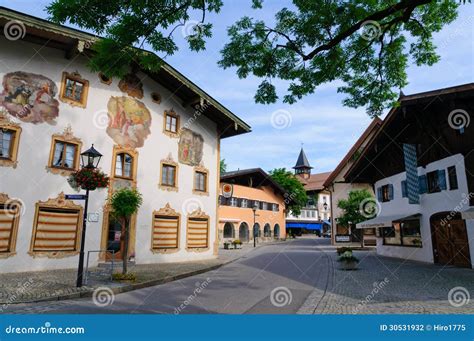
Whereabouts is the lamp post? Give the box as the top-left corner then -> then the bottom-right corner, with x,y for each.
252,204 -> 258,248
76,144 -> 102,288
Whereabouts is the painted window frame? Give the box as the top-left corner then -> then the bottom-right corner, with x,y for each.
159,157 -> 179,192
193,165 -> 209,195
46,126 -> 82,176
151,203 -> 181,254
0,113 -> 22,169
163,110 -> 180,137
186,209 -> 210,252
114,152 -> 134,180
0,193 -> 22,258
29,192 -> 83,258
59,71 -> 89,108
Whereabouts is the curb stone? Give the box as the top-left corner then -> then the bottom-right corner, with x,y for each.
2,240 -> 286,305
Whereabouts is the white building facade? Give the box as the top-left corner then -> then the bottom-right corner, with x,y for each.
0,9 -> 249,273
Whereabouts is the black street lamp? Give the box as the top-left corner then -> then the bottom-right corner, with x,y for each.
323,202 -> 328,211
76,144 -> 102,288
252,204 -> 258,248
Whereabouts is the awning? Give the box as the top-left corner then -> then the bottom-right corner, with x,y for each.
286,222 -> 322,230
356,213 -> 421,229
462,208 -> 474,220
323,220 -> 331,226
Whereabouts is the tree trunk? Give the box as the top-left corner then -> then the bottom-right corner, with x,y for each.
122,216 -> 129,275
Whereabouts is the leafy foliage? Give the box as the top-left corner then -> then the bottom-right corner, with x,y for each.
47,0 -> 223,78
269,168 -> 307,216
68,167 -> 109,191
47,0 -> 462,115
220,159 -> 227,173
109,188 -> 143,274
337,189 -> 374,227
220,0 -> 460,117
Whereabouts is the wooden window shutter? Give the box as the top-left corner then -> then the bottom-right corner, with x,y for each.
418,175 -> 428,194
32,208 -> 80,252
187,217 -> 209,249
376,187 -> 383,202
401,180 -> 407,198
153,215 -> 179,249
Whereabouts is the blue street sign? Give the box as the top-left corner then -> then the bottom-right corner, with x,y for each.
65,194 -> 87,200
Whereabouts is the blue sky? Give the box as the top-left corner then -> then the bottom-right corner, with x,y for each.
4,1 -> 474,173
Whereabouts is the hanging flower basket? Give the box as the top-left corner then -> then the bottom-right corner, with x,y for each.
68,167 -> 110,191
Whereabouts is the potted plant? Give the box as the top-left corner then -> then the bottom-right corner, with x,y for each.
232,239 -> 242,249
336,247 -> 353,256
68,167 -> 109,191
337,250 -> 359,270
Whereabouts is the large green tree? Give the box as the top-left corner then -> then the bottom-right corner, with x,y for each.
269,168 -> 307,216
337,189 -> 376,227
47,0 -> 462,116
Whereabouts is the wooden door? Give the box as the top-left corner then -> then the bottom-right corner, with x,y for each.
106,215 -> 125,261
431,213 -> 471,268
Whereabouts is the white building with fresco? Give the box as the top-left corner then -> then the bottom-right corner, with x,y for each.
0,8 -> 250,273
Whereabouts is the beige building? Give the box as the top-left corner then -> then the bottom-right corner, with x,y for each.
323,118 -> 382,246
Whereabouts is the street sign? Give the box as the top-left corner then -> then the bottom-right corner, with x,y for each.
65,194 -> 87,200
222,184 -> 233,198
335,235 -> 351,243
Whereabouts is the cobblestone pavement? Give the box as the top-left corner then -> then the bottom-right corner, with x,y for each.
0,240 -> 273,306
298,242 -> 474,314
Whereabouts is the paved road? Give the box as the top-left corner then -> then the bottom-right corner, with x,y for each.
5,236 -> 474,314
6,237 -> 332,314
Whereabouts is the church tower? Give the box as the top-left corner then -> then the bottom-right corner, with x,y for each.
293,147 -> 312,179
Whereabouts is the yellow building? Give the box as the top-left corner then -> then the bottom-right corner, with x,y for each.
218,169 -> 288,243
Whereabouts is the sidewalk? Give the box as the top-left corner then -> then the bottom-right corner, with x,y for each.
0,241 -> 278,305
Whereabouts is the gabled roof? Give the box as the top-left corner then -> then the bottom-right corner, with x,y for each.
323,117 -> 382,188
221,168 -> 288,198
0,6 -> 251,138
298,171 -> 332,191
344,83 -> 474,182
293,148 -> 312,169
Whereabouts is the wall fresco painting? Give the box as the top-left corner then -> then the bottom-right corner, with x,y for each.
106,96 -> 151,148
0,72 -> 59,124
178,128 -> 204,166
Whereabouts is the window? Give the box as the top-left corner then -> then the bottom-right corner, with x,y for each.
29,193 -> 83,257
273,203 -> 279,212
0,196 -> 22,257
0,117 -> 22,168
427,171 -> 440,193
448,166 -> 458,190
52,141 -> 77,169
164,110 -> 179,136
0,129 -> 14,159
262,202 -> 268,210
152,211 -> 179,251
230,198 -> 238,207
241,199 -> 248,208
377,184 -> 393,202
161,164 -> 176,187
115,153 -> 133,179
383,219 -> 422,247
187,215 -> 209,249
60,72 -> 89,108
193,168 -> 208,194
47,127 -> 82,175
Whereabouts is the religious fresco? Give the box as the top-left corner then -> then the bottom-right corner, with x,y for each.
0,72 -> 59,124
178,128 -> 204,166
118,73 -> 144,99
106,96 -> 152,148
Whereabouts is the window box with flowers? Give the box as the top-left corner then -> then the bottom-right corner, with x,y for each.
68,167 -> 110,191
